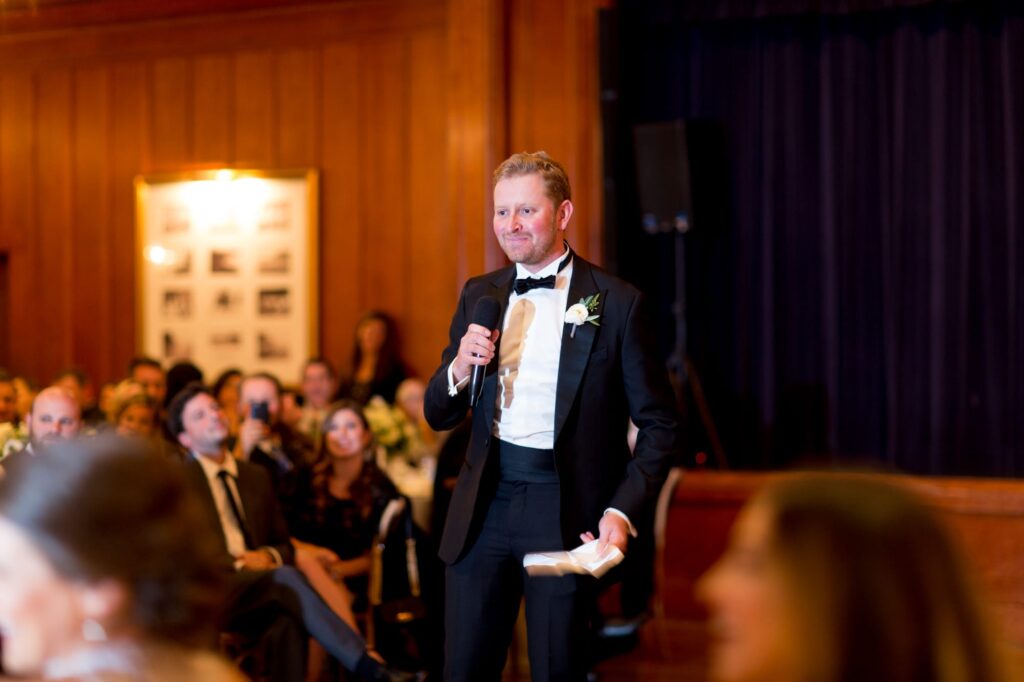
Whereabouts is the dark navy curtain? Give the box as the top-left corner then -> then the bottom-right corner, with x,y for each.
609,1 -> 1023,475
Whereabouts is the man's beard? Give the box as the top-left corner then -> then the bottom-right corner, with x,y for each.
30,434 -> 64,450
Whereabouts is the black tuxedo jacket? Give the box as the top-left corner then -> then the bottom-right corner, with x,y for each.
184,455 -> 296,568
425,256 -> 679,564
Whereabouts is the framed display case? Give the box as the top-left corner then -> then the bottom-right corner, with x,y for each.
135,168 -> 318,381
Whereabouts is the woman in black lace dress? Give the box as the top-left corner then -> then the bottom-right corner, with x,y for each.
289,399 -> 402,611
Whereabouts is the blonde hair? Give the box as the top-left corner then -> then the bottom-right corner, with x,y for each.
493,151 -> 572,206
759,475 -> 1003,682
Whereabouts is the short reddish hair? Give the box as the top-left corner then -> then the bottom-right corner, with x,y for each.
493,151 -> 572,206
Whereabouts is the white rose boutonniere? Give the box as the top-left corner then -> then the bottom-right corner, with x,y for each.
565,303 -> 589,325
564,293 -> 601,338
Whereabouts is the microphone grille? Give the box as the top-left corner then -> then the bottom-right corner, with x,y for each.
471,296 -> 501,330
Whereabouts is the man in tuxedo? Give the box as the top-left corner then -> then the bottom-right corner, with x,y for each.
167,383 -> 421,682
424,152 -> 679,681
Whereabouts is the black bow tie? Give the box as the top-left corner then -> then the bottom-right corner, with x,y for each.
514,275 -> 556,295
513,248 -> 572,296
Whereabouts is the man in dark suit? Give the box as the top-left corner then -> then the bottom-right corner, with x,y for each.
424,152 -> 679,681
167,383 -> 421,682
1,386 -> 83,472
234,371 -> 313,522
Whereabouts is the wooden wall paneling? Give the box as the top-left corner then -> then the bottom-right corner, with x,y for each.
192,54 -> 233,166
275,49 -> 319,169
320,43 -> 362,372
0,73 -> 33,248
0,0 -> 609,388
445,0 -> 508,283
0,72 -> 35,378
151,57 -> 191,169
72,66 -> 114,383
507,0 -> 602,263
568,0 -> 603,264
508,0 -> 567,148
358,36 -> 409,319
35,68 -> 75,377
0,254 -> 7,368
233,51 -> 275,167
110,62 -> 149,376
0,1 -> 447,68
0,83 -> 5,369
406,28 -> 449,378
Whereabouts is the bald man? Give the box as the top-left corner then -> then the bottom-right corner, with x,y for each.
1,386 -> 82,474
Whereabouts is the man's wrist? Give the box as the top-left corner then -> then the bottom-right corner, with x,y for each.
447,360 -> 470,397
603,508 -> 637,538
262,546 -> 283,567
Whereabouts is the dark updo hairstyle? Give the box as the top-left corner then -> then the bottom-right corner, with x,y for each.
0,435 -> 226,647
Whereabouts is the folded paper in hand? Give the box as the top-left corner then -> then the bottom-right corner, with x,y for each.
523,539 -> 624,578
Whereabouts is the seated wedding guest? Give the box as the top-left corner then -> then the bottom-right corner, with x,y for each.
697,474 -> 1004,682
0,436 -> 243,681
12,375 -> 37,424
0,373 -> 25,457
289,400 -> 405,611
339,311 -> 408,405
212,367 -> 243,444
110,378 -> 145,406
129,356 -> 167,408
53,367 -> 107,427
280,388 -> 306,433
1,386 -> 82,471
0,371 -> 16,425
236,372 -> 314,517
394,378 -> 441,466
168,384 -> 419,682
165,360 -> 204,409
114,393 -> 159,440
298,357 -> 339,440
98,380 -> 120,423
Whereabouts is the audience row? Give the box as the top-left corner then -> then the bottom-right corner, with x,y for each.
0,333 -> 434,682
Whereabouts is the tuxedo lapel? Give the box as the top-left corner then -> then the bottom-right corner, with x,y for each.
554,259 -> 603,443
477,268 -> 516,430
233,463 -> 262,545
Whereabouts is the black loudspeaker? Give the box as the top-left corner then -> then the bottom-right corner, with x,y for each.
632,121 -> 694,234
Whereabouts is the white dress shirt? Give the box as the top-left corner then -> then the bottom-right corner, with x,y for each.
193,452 -> 248,558
192,451 -> 283,566
491,255 -> 573,449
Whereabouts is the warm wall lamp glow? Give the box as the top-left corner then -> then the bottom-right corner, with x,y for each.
215,169 -> 235,181
145,245 -> 171,265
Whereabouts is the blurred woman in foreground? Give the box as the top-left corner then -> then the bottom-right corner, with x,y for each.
697,474 -> 1004,682
0,437 -> 241,681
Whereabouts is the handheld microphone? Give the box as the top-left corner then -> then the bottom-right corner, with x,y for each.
468,296 -> 500,407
